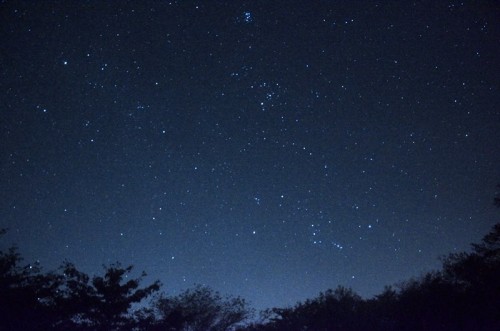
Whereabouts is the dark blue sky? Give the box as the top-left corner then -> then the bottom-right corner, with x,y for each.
1,0 -> 499,310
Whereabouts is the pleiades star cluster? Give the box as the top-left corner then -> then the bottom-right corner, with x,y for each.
1,1 -> 499,310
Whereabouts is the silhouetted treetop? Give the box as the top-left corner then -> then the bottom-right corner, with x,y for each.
152,284 -> 254,331
2,186 -> 500,330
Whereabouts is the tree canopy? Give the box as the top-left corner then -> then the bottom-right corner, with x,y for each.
1,190 -> 499,330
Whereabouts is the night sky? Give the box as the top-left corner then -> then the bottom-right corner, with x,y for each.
1,1 -> 499,311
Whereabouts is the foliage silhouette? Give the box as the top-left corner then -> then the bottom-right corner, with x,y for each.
150,284 -> 254,331
53,262 -> 161,330
0,232 -> 160,331
240,221 -> 500,331
1,188 -> 499,330
259,286 -> 366,331
239,191 -> 500,331
0,229 -> 63,330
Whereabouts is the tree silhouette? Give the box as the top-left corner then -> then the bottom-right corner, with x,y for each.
472,223 -> 500,259
1,227 -> 161,331
365,286 -> 398,331
54,262 -> 160,331
0,229 -> 62,330
258,286 -> 366,331
2,186 -> 500,330
151,284 -> 253,331
440,224 -> 500,330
